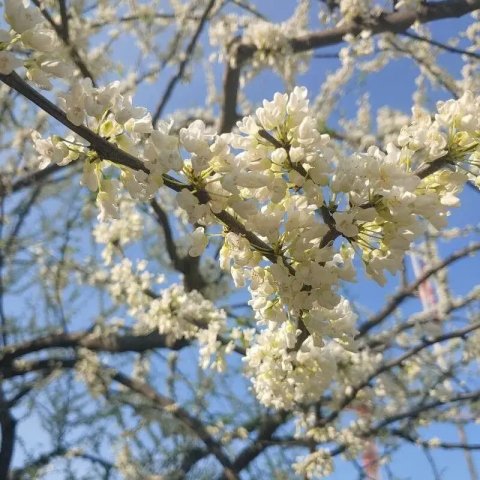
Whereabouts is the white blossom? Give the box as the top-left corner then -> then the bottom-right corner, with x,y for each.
0,51 -> 23,74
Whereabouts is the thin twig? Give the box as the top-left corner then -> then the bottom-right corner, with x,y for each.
152,0 -> 218,124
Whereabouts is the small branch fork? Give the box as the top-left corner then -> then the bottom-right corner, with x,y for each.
31,0 -> 96,83
0,356 -> 271,480
219,0 -> 480,133
358,242 -> 480,336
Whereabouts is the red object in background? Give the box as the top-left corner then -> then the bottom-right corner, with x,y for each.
353,404 -> 379,479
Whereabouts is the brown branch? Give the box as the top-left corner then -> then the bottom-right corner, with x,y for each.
0,72 -> 281,266
0,72 -> 149,173
374,389 -> 480,431
219,0 -> 480,134
358,242 -> 480,337
89,13 -> 201,29
217,412 -> 288,480
111,370 -> 239,479
213,208 -> 279,264
319,387 -> 480,464
150,198 -> 185,271
150,198 -> 208,291
31,0 -> 95,83
230,0 -> 266,19
151,0 -> 217,124
0,357 -> 76,379
392,429 -> 480,451
0,356 -> 239,479
0,389 -> 16,479
58,0 -> 70,42
415,157 -> 451,180
401,30 -> 480,60
365,284 -> 480,350
177,411 -> 292,479
9,446 -> 113,480
319,320 -> 480,428
219,45 -> 242,133
8,162 -> 79,195
291,0 -> 480,52
0,330 -> 188,367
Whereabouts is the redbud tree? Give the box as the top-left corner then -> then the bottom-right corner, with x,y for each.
0,0 -> 479,478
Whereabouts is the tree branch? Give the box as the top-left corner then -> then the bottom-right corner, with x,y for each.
31,0 -> 95,83
0,356 -> 239,479
401,30 -> 480,60
9,446 -> 113,480
151,0 -> 218,124
0,389 -> 16,479
219,0 -> 480,134
217,412 -> 288,480
391,429 -> 480,451
0,330 -> 188,367
358,242 -> 480,337
319,320 -> 480,428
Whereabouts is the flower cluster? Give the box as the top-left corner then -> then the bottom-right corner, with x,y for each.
293,449 -> 334,479
337,0 -> 373,25
93,197 -> 144,264
1,0 -> 76,87
32,78 -> 183,220
134,284 -> 231,372
184,88 -> 477,407
19,0 -> 479,409
210,1 -> 311,87
245,324 -> 341,410
94,254 -> 230,372
30,75 -> 480,408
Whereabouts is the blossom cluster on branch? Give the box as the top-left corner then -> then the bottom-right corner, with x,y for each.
25,71 -> 480,408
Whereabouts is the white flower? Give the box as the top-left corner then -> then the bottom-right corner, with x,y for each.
81,161 -> 99,192
4,0 -> 43,34
145,120 -> 182,174
244,325 -> 338,409
256,92 -> 288,130
436,91 -> 480,137
26,67 -> 52,90
338,0 -> 372,25
38,59 -> 74,78
31,132 -> 70,168
0,51 -> 23,74
188,227 -> 208,257
332,211 -> 359,238
0,29 -> 12,43
293,449 -> 334,479
21,27 -> 57,52
60,80 -> 92,126
179,120 -> 213,158
97,179 -> 119,221
287,86 -> 309,119
176,189 -> 198,213
115,96 -> 152,133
